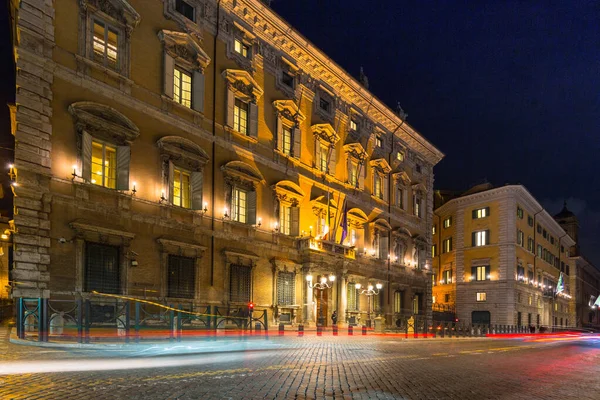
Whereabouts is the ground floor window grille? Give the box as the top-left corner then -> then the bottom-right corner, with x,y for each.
167,255 -> 195,299
347,283 -> 360,311
230,264 -> 251,303
277,271 -> 295,305
394,291 -> 403,313
85,242 -> 120,294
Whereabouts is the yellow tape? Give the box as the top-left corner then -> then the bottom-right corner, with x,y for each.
91,291 -> 249,320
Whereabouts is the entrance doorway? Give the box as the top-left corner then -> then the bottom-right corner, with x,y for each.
472,311 -> 491,325
315,288 -> 329,326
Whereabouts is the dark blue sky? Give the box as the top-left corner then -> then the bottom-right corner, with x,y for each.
272,0 -> 600,265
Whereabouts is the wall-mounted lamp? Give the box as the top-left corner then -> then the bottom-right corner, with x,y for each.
223,206 -> 229,219
309,226 -> 313,236
160,190 -> 166,203
273,221 -> 279,233
203,202 -> 208,215
131,181 -> 137,196
257,217 -> 262,227
8,164 -> 16,180
71,165 -> 79,180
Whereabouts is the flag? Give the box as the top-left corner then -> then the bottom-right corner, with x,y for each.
555,272 -> 564,294
339,200 -> 348,245
594,295 -> 600,308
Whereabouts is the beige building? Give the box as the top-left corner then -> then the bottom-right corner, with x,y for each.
432,184 -> 575,327
8,0 -> 443,328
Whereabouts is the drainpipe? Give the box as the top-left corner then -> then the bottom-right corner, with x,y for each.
532,208 -> 543,327
210,0 -> 222,286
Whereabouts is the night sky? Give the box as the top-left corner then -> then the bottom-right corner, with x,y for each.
271,0 -> 600,266
0,2 -> 598,264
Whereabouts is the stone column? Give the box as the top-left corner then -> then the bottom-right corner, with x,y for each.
339,274 -> 347,327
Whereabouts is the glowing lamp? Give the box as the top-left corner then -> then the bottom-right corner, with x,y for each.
329,275 -> 336,282
355,283 -> 362,290
368,284 -> 374,291
376,283 -> 383,290
306,274 -> 313,282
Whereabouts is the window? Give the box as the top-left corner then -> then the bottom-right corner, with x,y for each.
318,143 -> 329,172
375,136 -> 383,148
528,237 -> 535,252
93,20 -> 119,69
319,97 -> 330,113
443,217 -> 452,229
561,245 -> 565,253
550,236 -> 555,245
279,205 -> 291,235
542,229 -> 547,239
281,71 -> 294,88
349,162 -> 358,187
394,290 -> 403,313
432,245 -> 437,257
443,270 -> 452,284
396,186 -> 404,209
537,224 -> 542,234
517,207 -> 524,219
415,164 -> 422,173
91,140 -> 117,189
517,230 -> 524,246
173,67 -> 192,108
528,270 -> 534,283
167,255 -> 195,298
347,283 -> 360,311
396,151 -> 404,162
349,119 -> 357,131
233,98 -> 249,135
528,295 -> 532,306
85,242 -> 119,294
432,274 -> 437,287
232,187 -> 247,223
444,294 -> 450,303
472,230 -> 490,247
432,225 -> 436,235
373,174 -> 383,199
229,264 -> 251,303
443,237 -> 453,253
537,244 -> 543,258
528,215 -> 534,227
517,265 -> 525,280
476,292 -> 487,302
172,168 -> 191,208
282,126 -> 292,156
277,271 -> 295,305
432,296 -> 436,304
413,193 -> 423,218
234,39 -> 249,58
175,0 -> 195,21
472,265 -> 490,281
472,207 -> 489,219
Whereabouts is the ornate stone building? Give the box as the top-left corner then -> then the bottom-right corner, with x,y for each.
8,0 -> 443,327
432,184 -> 576,327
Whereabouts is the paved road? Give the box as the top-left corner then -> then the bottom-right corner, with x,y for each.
0,326 -> 599,399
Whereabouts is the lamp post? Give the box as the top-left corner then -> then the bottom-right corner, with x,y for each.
306,274 -> 336,326
356,282 -> 383,328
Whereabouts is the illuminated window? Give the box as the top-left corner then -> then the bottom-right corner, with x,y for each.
347,282 -> 360,311
234,39 -> 249,58
394,290 -> 403,313
373,174 -> 383,199
443,217 -> 452,229
280,205 -> 291,235
349,119 -> 357,131
517,207 -> 524,219
517,230 -> 525,246
432,274 -> 436,287
432,245 -> 437,257
233,98 -> 249,135
91,140 -> 116,189
173,67 -> 192,108
396,151 -> 404,162
172,168 -> 191,208
375,135 -> 383,148
472,230 -> 489,247
349,162 -> 358,187
432,225 -> 436,235
476,292 -> 487,302
472,207 -> 489,219
472,265 -> 490,281
93,20 -> 119,69
175,0 -> 195,21
232,187 -> 247,223
432,295 -> 436,304
443,237 -> 452,253
319,143 -> 329,172
442,270 -> 452,284
528,295 -> 532,306
282,126 -> 292,156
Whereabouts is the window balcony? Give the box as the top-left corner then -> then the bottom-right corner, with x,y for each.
297,237 -> 356,259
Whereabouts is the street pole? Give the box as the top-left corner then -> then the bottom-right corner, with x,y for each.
319,289 -> 323,326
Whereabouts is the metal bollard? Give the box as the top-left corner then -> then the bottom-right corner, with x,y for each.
279,323 -> 284,336
333,324 -> 338,336
317,324 -> 323,336
348,325 -> 353,336
362,325 -> 367,336
298,324 -> 304,337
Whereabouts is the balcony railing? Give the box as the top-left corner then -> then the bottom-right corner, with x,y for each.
297,237 -> 356,259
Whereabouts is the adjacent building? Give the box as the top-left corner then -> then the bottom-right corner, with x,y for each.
432,183 -> 575,327
8,0 -> 443,328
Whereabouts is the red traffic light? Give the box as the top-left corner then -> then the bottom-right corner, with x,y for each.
248,302 -> 254,311
455,318 -> 459,322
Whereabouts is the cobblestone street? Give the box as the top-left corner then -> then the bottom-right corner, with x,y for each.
0,326 -> 599,399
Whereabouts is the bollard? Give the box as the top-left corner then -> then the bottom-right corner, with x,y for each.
255,322 -> 262,335
317,324 -> 323,336
362,325 -> 367,336
333,324 -> 338,336
279,323 -> 284,336
348,325 -> 353,336
298,324 -> 304,337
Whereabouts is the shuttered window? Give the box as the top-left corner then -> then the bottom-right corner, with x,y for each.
92,20 -> 119,69
234,99 -> 249,135
172,168 -> 191,208
230,264 -> 251,303
85,243 -> 120,294
173,67 -> 192,108
83,134 -> 130,191
167,255 -> 195,299
277,271 -> 295,305
280,205 -> 291,235
282,127 -> 292,156
471,265 -> 490,281
232,187 -> 247,223
472,230 -> 490,247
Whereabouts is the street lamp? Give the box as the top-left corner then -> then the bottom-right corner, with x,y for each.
357,282 -> 383,328
307,274 -> 336,326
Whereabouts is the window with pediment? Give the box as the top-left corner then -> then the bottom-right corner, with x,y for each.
273,181 -> 304,236
345,208 -> 368,249
412,183 -> 426,218
273,100 -> 305,159
163,0 -> 205,38
77,0 -> 140,79
275,57 -> 299,98
69,102 -> 140,191
370,159 -> 391,202
392,229 -> 411,265
371,219 -> 391,260
315,86 -> 336,122
227,21 -> 256,71
343,143 -> 367,190
223,70 -> 264,141
312,124 -> 340,175
157,136 -> 209,210
222,161 -> 264,226
159,30 -> 211,113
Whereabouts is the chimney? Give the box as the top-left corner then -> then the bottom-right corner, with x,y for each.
359,66 -> 369,89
